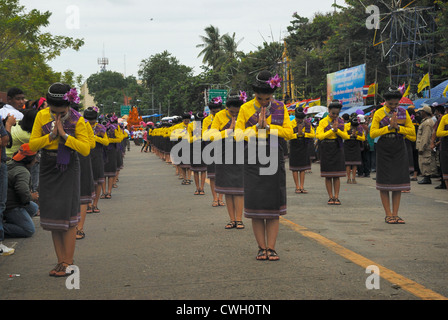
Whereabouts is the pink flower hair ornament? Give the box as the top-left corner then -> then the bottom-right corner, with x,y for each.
266,74 -> 282,89
213,96 -> 222,104
239,91 -> 247,103
63,88 -> 81,104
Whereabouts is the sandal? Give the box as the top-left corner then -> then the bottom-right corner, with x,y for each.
218,200 -> 225,206
92,206 -> 100,213
266,248 -> 279,261
347,179 -> 352,184
194,190 -> 200,195
225,221 -> 236,229
100,194 -> 106,199
50,262 -> 74,277
395,216 -> 405,224
256,247 -> 267,260
328,198 -> 335,205
76,228 -> 85,240
181,179 -> 190,185
199,190 -> 205,195
212,200 -> 219,207
112,184 -> 118,188
301,189 -> 308,194
333,198 -> 341,205
86,205 -> 93,213
385,216 -> 398,224
105,193 -> 111,199
236,221 -> 245,229
295,188 -> 301,194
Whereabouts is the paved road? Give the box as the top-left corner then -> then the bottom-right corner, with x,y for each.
1,145 -> 447,302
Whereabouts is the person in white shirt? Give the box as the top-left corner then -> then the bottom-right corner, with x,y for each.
0,88 -> 25,121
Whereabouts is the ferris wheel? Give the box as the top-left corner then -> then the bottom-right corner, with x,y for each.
372,0 -> 436,91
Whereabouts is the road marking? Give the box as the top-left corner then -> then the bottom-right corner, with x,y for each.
279,217 -> 448,300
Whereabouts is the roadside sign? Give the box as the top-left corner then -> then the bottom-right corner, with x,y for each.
120,105 -> 131,116
208,89 -> 227,104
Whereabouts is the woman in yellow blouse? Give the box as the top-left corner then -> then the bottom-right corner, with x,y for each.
370,87 -> 415,224
210,92 -> 245,229
203,99 -> 225,207
436,108 -> 448,188
83,107 -> 109,213
171,113 -> 192,185
75,108 -> 96,240
29,82 -> 90,277
343,113 -> 366,184
190,112 -> 207,195
287,106 -> 315,193
316,100 -> 350,205
235,70 -> 293,261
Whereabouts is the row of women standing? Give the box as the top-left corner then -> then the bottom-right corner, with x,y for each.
153,72 -> 440,261
29,82 -> 127,277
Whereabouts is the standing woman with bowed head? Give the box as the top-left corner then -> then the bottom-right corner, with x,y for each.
287,106 -> 315,194
316,100 -> 350,205
343,113 -> 366,184
29,83 -> 90,276
235,70 -> 293,261
190,112 -> 207,195
370,87 -> 415,224
210,91 -> 246,229
83,107 -> 109,213
202,99 -> 225,207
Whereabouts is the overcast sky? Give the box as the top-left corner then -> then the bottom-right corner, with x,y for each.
19,0 -> 338,81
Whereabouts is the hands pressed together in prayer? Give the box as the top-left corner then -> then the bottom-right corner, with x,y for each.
49,113 -> 68,142
257,106 -> 269,130
389,111 -> 399,130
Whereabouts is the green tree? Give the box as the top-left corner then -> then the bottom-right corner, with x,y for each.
86,71 -> 143,115
0,0 -> 84,97
196,25 -> 223,70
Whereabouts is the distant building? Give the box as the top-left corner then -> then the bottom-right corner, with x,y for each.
80,82 -> 95,109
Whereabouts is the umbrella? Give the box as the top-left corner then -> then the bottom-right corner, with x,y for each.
305,106 -> 327,114
422,97 -> 448,107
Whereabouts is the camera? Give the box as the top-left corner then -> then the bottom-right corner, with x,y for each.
350,117 -> 359,127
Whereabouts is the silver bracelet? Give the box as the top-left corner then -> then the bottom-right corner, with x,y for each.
64,133 -> 69,140
49,132 -> 57,139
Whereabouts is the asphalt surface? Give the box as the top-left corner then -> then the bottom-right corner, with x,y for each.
1,144 -> 447,302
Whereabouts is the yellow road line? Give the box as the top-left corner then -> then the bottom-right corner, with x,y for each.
280,217 -> 448,300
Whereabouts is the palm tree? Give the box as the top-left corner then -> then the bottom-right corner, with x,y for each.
221,32 -> 244,61
196,25 -> 223,70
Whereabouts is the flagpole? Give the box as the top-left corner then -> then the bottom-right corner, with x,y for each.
428,55 -> 432,98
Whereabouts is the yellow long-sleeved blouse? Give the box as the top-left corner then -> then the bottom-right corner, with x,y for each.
316,116 -> 350,141
370,106 -> 415,139
207,109 -> 237,140
436,114 -> 448,138
344,123 -> 366,142
170,122 -> 190,141
287,118 -> 316,140
202,114 -> 216,141
86,122 -> 96,150
235,98 -> 293,141
29,108 -> 90,156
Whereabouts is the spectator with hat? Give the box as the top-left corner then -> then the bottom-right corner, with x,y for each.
3,143 -> 39,238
